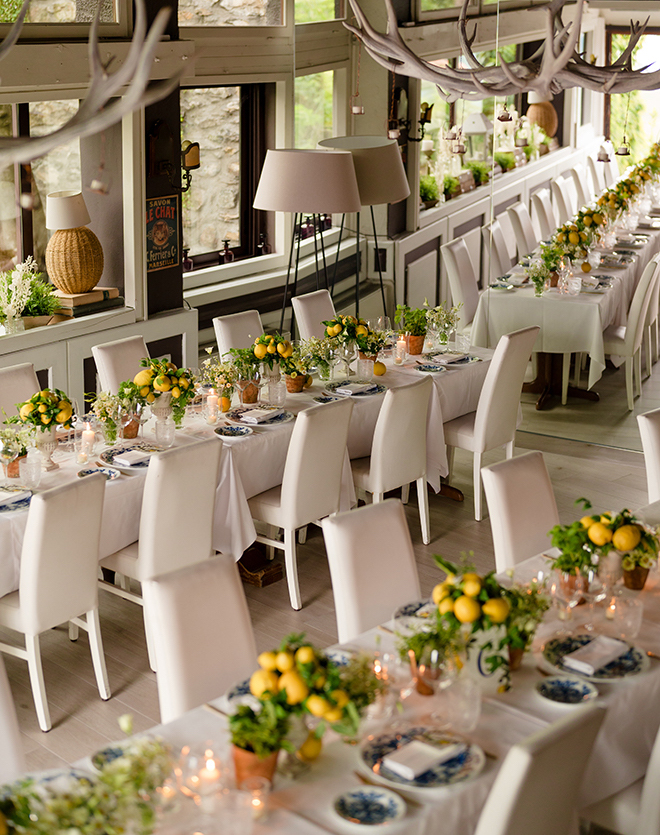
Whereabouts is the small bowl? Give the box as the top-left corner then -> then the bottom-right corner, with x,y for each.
77,466 -> 121,481
214,425 -> 253,438
536,676 -> 598,705
333,787 -> 406,826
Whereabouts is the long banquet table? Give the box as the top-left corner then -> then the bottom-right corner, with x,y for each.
76,553 -> 660,835
0,348 -> 493,596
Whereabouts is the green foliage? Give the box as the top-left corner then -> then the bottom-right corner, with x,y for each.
295,0 -> 336,23
394,304 -> 427,336
0,0 -> 24,22
494,152 -> 515,172
229,700 -> 292,759
501,582 -> 550,651
464,160 -> 490,186
443,174 -> 460,199
295,71 -> 333,149
419,174 -> 439,203
396,608 -> 462,664
228,347 -> 260,378
22,277 -> 59,317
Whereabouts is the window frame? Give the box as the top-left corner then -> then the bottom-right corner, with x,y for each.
0,0 -> 131,39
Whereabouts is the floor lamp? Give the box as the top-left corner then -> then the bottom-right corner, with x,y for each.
318,136 -> 410,318
253,149 -> 361,333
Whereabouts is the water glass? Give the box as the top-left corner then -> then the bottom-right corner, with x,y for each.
442,675 -> 482,734
215,789 -> 254,835
455,331 -> 470,353
613,594 -> 644,640
155,416 -> 176,448
238,776 -> 270,821
19,455 -> 42,489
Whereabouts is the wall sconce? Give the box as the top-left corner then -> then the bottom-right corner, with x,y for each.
148,120 -> 200,193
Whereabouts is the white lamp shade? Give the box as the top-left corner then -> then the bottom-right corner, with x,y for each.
317,136 -> 410,206
46,190 -> 91,230
527,91 -> 554,104
253,149 -> 361,214
462,113 -> 493,135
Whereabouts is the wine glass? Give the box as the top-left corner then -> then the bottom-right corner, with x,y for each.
0,433 -> 20,482
549,570 -> 586,635
236,369 -> 260,406
338,342 -> 356,380
118,406 -> 136,440
579,566 -> 607,632
135,402 -> 151,438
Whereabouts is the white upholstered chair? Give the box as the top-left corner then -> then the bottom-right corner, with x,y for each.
644,264 -> 660,375
0,476 -> 110,732
637,408 -> 660,504
0,362 -> 40,419
551,175 -> 577,225
321,499 -> 421,643
571,163 -> 593,209
587,154 -> 606,194
99,439 -> 223,668
0,655 -> 25,782
481,451 -> 560,573
350,376 -> 432,544
92,335 -> 149,394
213,310 -> 263,358
249,398 -> 354,610
603,254 -> 660,410
581,716 -> 660,835
482,219 -> 513,281
531,189 -> 558,242
603,155 -> 619,188
444,326 -> 540,521
507,202 -> 539,258
440,237 -> 481,334
474,704 -> 606,835
292,289 -> 336,340
142,555 -> 258,724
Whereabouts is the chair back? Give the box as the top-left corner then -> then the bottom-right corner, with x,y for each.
603,156 -> 619,188
483,219 -> 513,280
440,238 -> 480,331
292,289 -> 337,340
20,475 -> 105,635
482,451 -> 559,572
213,310 -> 263,358
322,499 -> 421,643
0,362 -> 39,420
587,155 -> 605,193
473,326 -> 540,453
637,408 -> 660,503
571,163 -> 592,208
551,176 -> 575,226
368,376 -> 432,494
474,704 -> 606,835
92,336 -> 149,394
531,189 -> 558,241
142,555 -> 258,724
0,655 -> 25,784
137,439 -> 223,581
507,202 -> 538,257
645,260 -> 660,329
280,398 -> 353,530
638,717 -> 660,835
621,255 -> 660,356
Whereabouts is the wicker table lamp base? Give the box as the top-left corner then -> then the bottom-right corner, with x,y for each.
45,226 -> 104,295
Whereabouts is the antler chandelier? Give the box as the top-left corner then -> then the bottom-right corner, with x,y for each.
345,0 -> 660,102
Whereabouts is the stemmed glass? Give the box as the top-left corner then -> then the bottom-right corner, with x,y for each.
118,406 -> 136,441
236,369 -> 260,406
0,433 -> 20,482
549,570 -> 586,635
135,402 -> 151,438
338,341 -> 356,380
579,566 -> 607,632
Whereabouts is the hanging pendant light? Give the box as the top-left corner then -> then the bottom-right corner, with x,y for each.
497,105 -> 513,123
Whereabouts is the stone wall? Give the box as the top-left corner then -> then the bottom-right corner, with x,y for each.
178,0 -> 281,27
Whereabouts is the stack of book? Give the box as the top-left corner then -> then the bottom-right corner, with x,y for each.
53,287 -> 125,319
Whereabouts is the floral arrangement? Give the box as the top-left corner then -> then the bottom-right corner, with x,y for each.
298,336 -> 336,378
0,257 -> 59,324
228,347 -> 260,380
525,259 -> 552,295
87,387 -> 138,443
130,358 -> 196,424
501,577 -> 550,654
0,717 -> 173,835
231,633 -> 384,759
553,220 -> 594,264
279,345 -> 312,380
424,299 -> 462,341
200,349 -> 237,398
0,424 -> 32,457
394,304 -> 427,337
322,314 -> 366,345
355,327 -> 388,358
252,333 -> 294,368
17,388 -> 73,431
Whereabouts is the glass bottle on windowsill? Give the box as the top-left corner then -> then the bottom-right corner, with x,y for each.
182,248 -> 194,272
220,240 -> 234,264
257,233 -> 271,256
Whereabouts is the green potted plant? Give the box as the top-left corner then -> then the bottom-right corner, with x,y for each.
494,151 -> 515,172
279,346 -> 312,393
500,580 -> 550,670
394,304 -> 428,355
229,699 -> 292,784
443,174 -> 460,201
0,256 -> 60,331
464,161 -> 489,187
420,174 -> 439,209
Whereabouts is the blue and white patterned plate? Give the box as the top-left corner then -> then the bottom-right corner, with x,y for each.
415,364 -> 446,374
91,744 -> 126,771
361,727 -> 485,789
225,406 -> 295,428
324,381 -> 387,397
0,485 -> 32,513
542,634 -> 649,682
536,676 -> 598,705
100,442 -> 160,470
77,466 -> 121,481
333,787 -> 406,825
214,425 -> 253,438
313,394 -> 342,404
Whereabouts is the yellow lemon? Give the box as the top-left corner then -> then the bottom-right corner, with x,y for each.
55,408 -> 71,424
254,343 -> 268,360
331,689 -> 349,708
278,670 -> 309,705
568,232 -> 580,245
356,325 -> 368,337
462,578 -> 482,598
171,386 -> 181,399
267,343 -> 278,354
297,733 -> 322,762
257,651 -> 278,671
166,362 -> 177,373
146,393 -> 156,403
180,377 -> 189,390
581,262 -> 592,273
133,369 -> 153,387
314,675 -> 326,688
41,414 -> 51,424
332,323 -> 343,336
140,386 -> 150,398
482,597 -> 510,623
373,361 -> 386,376
323,707 -> 343,723
612,524 -> 642,552
454,595 -> 481,624
583,215 -> 593,226
284,345 -> 294,358
306,694 -> 331,717
276,651 -> 295,672
38,404 -> 47,413
600,513 -> 613,525
439,597 -> 455,615
295,645 -> 315,665
326,326 -> 335,338
432,582 -> 452,605
19,403 -> 34,420
557,232 -> 566,243
580,515 -> 595,529
249,669 -> 279,698
588,522 -> 613,546
221,396 -> 231,412
277,341 -> 287,355
579,231 -> 587,242
153,375 -> 171,392
304,375 -> 313,389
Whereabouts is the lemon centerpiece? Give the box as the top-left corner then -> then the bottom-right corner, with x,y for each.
123,358 -> 196,426
16,387 -> 74,471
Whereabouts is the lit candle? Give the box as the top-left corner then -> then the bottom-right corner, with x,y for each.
239,775 -> 270,821
394,335 -> 407,365
606,597 -> 617,620
198,751 -> 221,793
79,422 -> 95,463
206,388 -> 219,424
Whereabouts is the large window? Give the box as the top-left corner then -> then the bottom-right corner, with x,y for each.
295,71 -> 334,148
178,0 -> 282,27
0,0 -> 117,23
295,0 -> 344,24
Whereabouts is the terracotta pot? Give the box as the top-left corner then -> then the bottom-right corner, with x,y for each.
7,454 -> 26,478
358,352 -> 377,361
408,654 -> 435,696
407,334 -> 426,356
549,271 -> 559,287
508,646 -> 524,672
122,418 -> 139,439
285,374 -> 306,393
241,382 -> 259,404
232,745 -> 279,786
623,566 -> 650,591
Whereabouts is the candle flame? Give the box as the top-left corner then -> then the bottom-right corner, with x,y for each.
205,757 -> 215,770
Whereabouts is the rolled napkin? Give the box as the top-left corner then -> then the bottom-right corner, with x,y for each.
0,489 -> 30,508
240,407 -> 284,424
562,635 -> 628,676
333,382 -> 378,396
382,739 -> 466,781
113,450 -> 151,467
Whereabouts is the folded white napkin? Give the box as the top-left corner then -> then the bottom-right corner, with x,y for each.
433,353 -> 469,365
562,635 -> 628,676
0,489 -> 30,508
581,275 -> 599,288
383,739 -> 466,781
240,408 -> 284,424
113,450 -> 151,467
333,382 -> 377,396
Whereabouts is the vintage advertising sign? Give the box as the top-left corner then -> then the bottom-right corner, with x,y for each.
146,195 -> 179,272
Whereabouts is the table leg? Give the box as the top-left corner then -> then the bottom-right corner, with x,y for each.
523,352 -> 599,410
